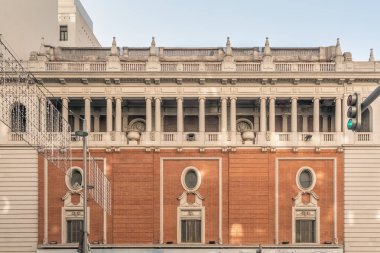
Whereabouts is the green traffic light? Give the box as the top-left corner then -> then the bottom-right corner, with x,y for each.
347,119 -> 353,129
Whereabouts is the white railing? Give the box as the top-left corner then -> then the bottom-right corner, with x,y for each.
161,63 -> 177,72
275,63 -> 292,72
205,63 -> 222,72
236,63 -> 261,72
121,63 -> 146,71
183,63 -> 200,72
89,132 -> 105,142
298,63 -> 315,72
206,132 -> 220,142
90,63 -> 106,71
278,133 -> 291,142
322,133 -> 335,142
8,132 -> 25,141
162,132 -> 176,142
320,63 -> 335,72
356,133 -> 372,142
43,61 -> 337,72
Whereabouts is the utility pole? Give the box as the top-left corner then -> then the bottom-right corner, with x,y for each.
75,120 -> 89,253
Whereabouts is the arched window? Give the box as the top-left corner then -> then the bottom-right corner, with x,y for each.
11,102 -> 27,132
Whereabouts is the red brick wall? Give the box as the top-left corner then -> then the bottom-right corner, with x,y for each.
38,148 -> 343,245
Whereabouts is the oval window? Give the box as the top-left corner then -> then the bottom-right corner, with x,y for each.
185,169 -> 198,190
299,169 -> 313,189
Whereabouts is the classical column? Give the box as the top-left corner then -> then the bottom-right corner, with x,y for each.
269,97 -> 275,132
313,97 -> 320,132
253,115 -> 260,132
282,115 -> 288,132
115,97 -> 122,132
84,97 -> 91,131
322,115 -> 328,132
145,97 -> 152,132
155,97 -> 161,132
62,97 -> 69,124
260,97 -> 267,132
302,115 -> 308,132
93,113 -> 100,132
106,97 -> 113,132
291,97 -> 297,132
335,97 -> 342,132
230,97 -> 237,132
199,97 -> 205,132
221,97 -> 228,132
177,97 -> 184,133
74,115 -> 80,132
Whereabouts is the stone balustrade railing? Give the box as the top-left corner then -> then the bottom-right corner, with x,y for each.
6,131 -> 374,147
22,61 -> 377,73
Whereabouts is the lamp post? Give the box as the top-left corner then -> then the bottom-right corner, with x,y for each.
75,120 -> 89,253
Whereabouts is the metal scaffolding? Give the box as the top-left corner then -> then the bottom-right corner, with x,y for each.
0,37 -> 111,217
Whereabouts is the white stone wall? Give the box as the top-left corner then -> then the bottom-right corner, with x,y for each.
0,0 -> 58,60
0,147 -> 38,253
344,146 -> 380,253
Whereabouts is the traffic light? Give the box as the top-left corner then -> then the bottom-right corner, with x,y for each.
347,92 -> 362,131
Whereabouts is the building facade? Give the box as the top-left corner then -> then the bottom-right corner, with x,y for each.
1,36 -> 380,253
23,37 -> 378,253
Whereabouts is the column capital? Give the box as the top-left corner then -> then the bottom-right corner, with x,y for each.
198,96 -> 206,101
269,96 -> 276,101
176,97 -> 183,101
313,97 -> 320,102
260,96 -> 267,101
145,97 -> 152,101
83,97 -> 91,102
61,97 -> 69,101
334,97 -> 342,101
230,97 -> 237,101
114,97 -> 123,101
221,96 -> 228,101
105,97 -> 113,101
154,97 -> 161,101
291,96 -> 298,101
282,114 -> 289,118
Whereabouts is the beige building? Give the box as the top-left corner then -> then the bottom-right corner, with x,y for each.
0,0 -> 99,60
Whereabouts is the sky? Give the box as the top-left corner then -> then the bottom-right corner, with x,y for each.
80,0 -> 380,61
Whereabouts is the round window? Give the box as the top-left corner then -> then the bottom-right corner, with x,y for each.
181,167 -> 201,191
297,168 -> 316,191
65,167 -> 83,191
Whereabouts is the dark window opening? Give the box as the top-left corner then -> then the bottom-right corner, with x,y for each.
60,26 -> 68,41
296,220 -> 315,243
181,219 -> 201,243
67,220 -> 83,243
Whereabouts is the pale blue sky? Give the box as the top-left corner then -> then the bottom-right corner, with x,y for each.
80,0 -> 379,60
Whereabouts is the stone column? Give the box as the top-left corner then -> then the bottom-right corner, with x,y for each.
269,97 -> 275,132
282,115 -> 288,132
322,115 -> 328,132
313,97 -> 320,132
74,115 -> 80,132
115,97 -> 122,132
230,97 -> 237,132
335,97 -> 342,132
93,113 -> 100,132
302,115 -> 308,132
199,97 -> 205,132
177,97 -> 184,133
291,97 -> 297,132
84,97 -> 91,131
155,97 -> 161,132
260,97 -> 267,132
221,97 -> 227,132
253,115 -> 260,132
145,97 -> 152,132
62,97 -> 69,124
106,97 -> 113,132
